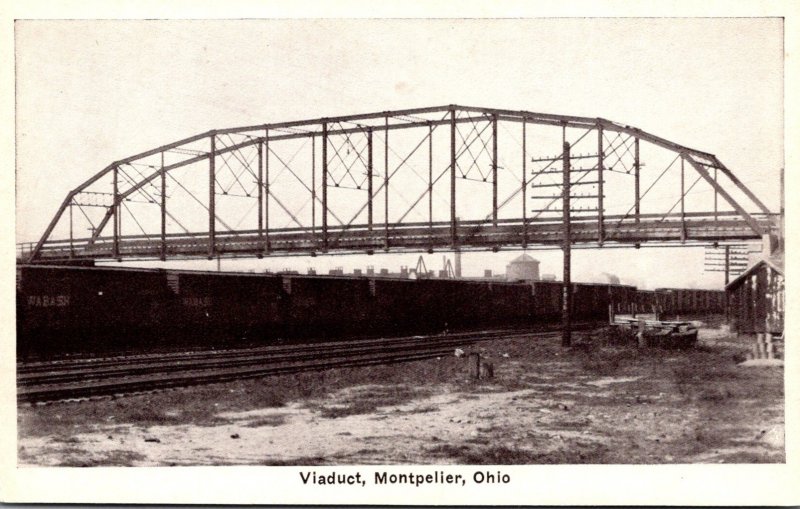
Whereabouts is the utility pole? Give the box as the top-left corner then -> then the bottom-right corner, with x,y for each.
724,245 -> 730,286
562,141 -> 572,347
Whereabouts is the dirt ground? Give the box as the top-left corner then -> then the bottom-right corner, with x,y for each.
17,322 -> 785,465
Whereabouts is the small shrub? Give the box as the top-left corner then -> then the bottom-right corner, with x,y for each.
243,415 -> 286,428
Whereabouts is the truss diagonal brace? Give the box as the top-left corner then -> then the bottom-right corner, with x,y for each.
682,154 -> 765,236
711,157 -> 772,216
83,137 -> 263,247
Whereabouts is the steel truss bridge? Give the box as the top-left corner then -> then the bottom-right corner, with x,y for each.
24,105 -> 776,263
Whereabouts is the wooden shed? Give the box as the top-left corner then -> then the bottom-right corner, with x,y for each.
725,250 -> 784,337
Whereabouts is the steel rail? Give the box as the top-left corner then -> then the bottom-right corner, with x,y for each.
19,336 -> 505,386
18,327 -> 598,403
17,327 -> 529,375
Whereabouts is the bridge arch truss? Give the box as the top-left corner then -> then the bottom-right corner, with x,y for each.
26,105 -> 776,262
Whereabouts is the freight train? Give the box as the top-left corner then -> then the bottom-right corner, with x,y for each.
16,264 -> 725,360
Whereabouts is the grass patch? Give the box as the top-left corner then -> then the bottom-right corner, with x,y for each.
715,451 -> 785,464
427,443 -> 610,464
57,450 -> 146,467
669,358 -> 781,404
19,355 -> 460,435
260,456 -> 329,466
696,388 -> 736,402
549,419 -> 590,430
243,415 -> 287,428
427,443 -> 472,457
578,347 -> 640,376
50,435 -> 81,444
320,401 -> 378,419
392,405 -> 440,415
315,385 -> 430,418
355,448 -> 380,455
470,378 -> 533,393
331,448 -> 383,460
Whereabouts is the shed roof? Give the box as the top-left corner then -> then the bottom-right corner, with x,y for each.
725,249 -> 784,290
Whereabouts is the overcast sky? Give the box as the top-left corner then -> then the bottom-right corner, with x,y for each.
14,18 -> 783,289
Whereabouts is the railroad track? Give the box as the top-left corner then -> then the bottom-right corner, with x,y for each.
17,328 -> 529,377
17,325 -> 596,403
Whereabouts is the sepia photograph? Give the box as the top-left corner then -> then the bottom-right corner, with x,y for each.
2,4 -> 798,505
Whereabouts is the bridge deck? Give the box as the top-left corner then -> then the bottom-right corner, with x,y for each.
29,213 -> 773,262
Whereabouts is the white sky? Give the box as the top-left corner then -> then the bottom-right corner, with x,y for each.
14,18 -> 784,289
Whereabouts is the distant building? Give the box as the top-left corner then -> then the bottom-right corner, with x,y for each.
506,253 -> 540,282
541,274 -> 556,282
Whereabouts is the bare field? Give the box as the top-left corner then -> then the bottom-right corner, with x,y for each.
18,324 -> 784,465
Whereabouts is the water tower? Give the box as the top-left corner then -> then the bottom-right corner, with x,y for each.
506,253 -> 540,281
